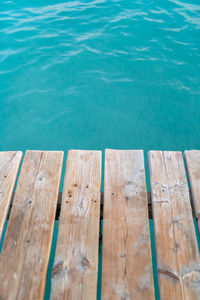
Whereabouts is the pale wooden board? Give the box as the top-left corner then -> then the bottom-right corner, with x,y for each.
149,151 -> 200,300
51,150 -> 102,300
0,150 -> 63,300
102,149 -> 154,300
184,150 -> 200,234
0,151 -> 22,241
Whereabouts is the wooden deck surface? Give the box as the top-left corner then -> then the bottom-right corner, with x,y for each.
149,151 -> 200,300
51,150 -> 101,300
102,150 -> 154,300
0,149 -> 199,300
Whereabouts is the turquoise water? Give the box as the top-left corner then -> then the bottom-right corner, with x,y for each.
0,0 -> 200,152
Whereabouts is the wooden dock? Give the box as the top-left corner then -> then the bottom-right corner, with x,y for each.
0,149 -> 200,300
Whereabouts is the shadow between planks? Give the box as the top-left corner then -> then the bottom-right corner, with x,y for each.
6,191 -> 196,221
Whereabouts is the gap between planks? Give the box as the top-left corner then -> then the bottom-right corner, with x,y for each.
6,191 -> 196,221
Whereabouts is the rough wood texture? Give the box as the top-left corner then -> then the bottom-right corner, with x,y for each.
0,151 -> 22,241
0,150 -> 63,300
149,151 -> 200,300
51,150 -> 102,300
102,149 -> 154,300
184,150 -> 200,234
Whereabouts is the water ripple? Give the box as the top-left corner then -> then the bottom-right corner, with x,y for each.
0,0 -> 200,152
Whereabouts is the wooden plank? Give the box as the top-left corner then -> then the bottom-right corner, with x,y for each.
0,151 -> 22,241
102,149 -> 154,300
0,150 -> 63,300
184,150 -> 200,234
51,150 -> 102,300
149,151 -> 200,300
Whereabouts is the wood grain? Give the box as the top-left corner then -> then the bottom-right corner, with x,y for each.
51,150 -> 102,300
184,150 -> 200,234
102,149 -> 154,300
0,150 -> 63,300
0,151 -> 22,241
149,151 -> 200,300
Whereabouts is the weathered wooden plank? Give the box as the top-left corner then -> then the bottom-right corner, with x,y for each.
184,150 -> 200,234
102,149 -> 154,300
149,151 -> 200,300
0,151 -> 22,241
0,150 -> 63,300
51,150 -> 102,300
